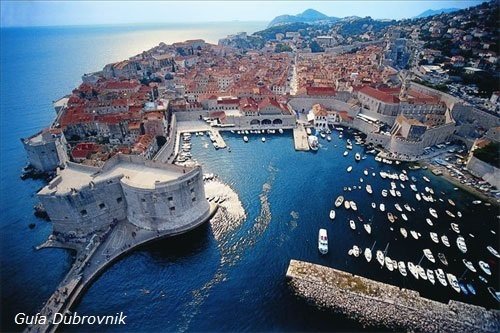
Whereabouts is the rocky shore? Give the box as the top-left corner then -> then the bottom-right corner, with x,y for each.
286,260 -> 500,333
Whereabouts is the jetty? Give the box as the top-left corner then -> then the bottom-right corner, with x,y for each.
286,259 -> 500,333
26,204 -> 218,333
293,125 -> 309,151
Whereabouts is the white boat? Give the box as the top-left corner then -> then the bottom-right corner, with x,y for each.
472,200 -> 482,205
349,220 -> 356,230
404,204 -> 412,212
401,213 -> 408,221
488,287 -> 500,303
318,229 -> 328,254
347,166 -> 353,172
308,135 -> 319,151
408,262 -> 419,279
278,128 -> 283,134
450,223 -> 460,234
243,136 -> 249,142
355,153 -> 361,161
363,224 -> 371,234
410,230 -> 419,240
389,189 -> 396,197
423,176 -> 430,183
385,257 -> 394,271
320,132 -> 326,139
423,249 -> 435,263
376,250 -> 384,266
400,227 -> 408,238
365,184 -> 372,194
426,269 -> 436,285
306,128 -> 312,135
426,218 -> 433,226
429,208 -> 438,218
463,259 -> 477,272
438,253 -> 448,266
329,210 -> 336,220
430,232 -> 439,243
371,202 -> 376,209
334,196 -> 344,208
487,246 -> 500,258
479,261 -> 491,275
447,273 -> 460,293
456,236 -> 467,253
261,137 -> 266,142
364,248 -> 372,262
352,245 -> 360,257
416,265 -> 427,280
395,190 -> 401,197
350,201 -> 357,211
410,184 -> 417,192
343,151 -> 348,156
387,212 -> 395,223
327,135 -> 331,141
363,169 -> 369,176
445,210 -> 456,218
441,235 -> 450,247
457,211 -> 462,218
448,198 -> 455,206
398,261 -> 407,276
344,200 -> 350,210
436,269 -> 447,286
394,203 -> 403,212
415,193 -> 421,201
381,189 -> 388,197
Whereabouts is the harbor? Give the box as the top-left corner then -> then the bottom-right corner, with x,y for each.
286,259 -> 500,332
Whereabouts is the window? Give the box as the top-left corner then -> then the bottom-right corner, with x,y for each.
190,188 -> 195,193
192,197 -> 196,202
116,197 -> 123,203
169,206 -> 175,211
141,198 -> 146,202
168,196 -> 173,201
80,209 -> 88,216
99,203 -> 106,209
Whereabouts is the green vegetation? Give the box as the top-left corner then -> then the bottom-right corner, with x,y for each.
274,43 -> 292,53
474,142 -> 500,167
309,41 -> 324,53
253,22 -> 310,41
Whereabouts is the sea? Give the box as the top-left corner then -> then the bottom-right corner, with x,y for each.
1,23 -> 498,332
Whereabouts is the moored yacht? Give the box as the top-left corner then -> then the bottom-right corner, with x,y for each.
408,262 -> 419,279
456,236 -> 467,253
426,269 -> 436,285
441,235 -> 450,247
344,200 -> 351,210
400,227 -> 408,238
410,230 -> 419,240
479,261 -> 491,275
350,201 -> 357,211
329,210 -> 336,220
447,273 -> 460,293
487,246 -> 500,258
430,232 -> 439,243
423,249 -> 435,263
429,208 -> 438,218
363,224 -> 371,234
438,253 -> 448,266
349,220 -> 356,230
364,248 -> 372,262
385,257 -> 394,271
334,196 -> 344,207
355,153 -> 361,161
463,259 -> 476,272
379,203 -> 385,212
436,269 -> 447,286
318,229 -> 328,254
416,265 -> 427,280
308,135 -> 319,151
376,250 -> 384,266
243,136 -> 249,142
347,166 -> 353,172
398,261 -> 407,276
387,212 -> 395,223
365,184 -> 373,194
426,218 -> 433,226
450,223 -> 460,233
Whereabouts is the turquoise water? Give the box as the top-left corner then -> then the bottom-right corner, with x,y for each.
1,23 -> 498,332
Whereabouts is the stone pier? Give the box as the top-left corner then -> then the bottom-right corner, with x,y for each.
293,125 -> 309,151
286,259 -> 500,333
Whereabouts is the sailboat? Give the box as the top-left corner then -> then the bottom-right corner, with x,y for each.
398,261 -> 407,276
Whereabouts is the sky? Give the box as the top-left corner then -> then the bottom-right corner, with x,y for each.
1,0 -> 484,28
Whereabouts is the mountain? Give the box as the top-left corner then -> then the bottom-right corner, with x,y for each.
413,8 -> 460,18
268,9 -> 339,27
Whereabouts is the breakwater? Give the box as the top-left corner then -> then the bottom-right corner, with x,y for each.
286,260 -> 500,332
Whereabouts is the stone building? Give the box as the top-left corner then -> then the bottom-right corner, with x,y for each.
37,154 -> 210,241
21,128 -> 68,172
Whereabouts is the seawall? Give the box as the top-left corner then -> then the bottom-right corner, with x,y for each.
286,259 -> 500,333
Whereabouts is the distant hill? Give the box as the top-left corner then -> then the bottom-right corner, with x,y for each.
414,8 -> 460,18
268,9 -> 339,27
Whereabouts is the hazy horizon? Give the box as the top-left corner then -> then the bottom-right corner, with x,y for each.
1,1 -> 484,28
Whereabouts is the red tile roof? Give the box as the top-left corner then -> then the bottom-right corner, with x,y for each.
359,86 -> 399,104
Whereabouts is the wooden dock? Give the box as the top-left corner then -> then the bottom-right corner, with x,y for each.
293,125 -> 309,151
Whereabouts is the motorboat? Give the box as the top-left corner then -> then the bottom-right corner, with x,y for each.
456,236 -> 467,253
363,169 -> 369,176
344,200 -> 350,210
352,245 -> 360,257
416,265 -> 427,280
387,212 -> 395,223
343,151 -> 349,156
426,218 -> 433,226
435,269 -> 447,286
396,191 -> 401,197
364,248 -> 372,262
448,199 -> 455,206
415,193 -> 421,201
320,132 -> 326,139
363,224 -> 371,234
379,203 -> 385,212
394,203 -> 403,212
329,210 -> 336,220
430,232 -> 439,243
450,223 -> 460,234
398,261 -> 407,276
365,185 -> 373,194
457,211 -> 462,218
401,214 -> 408,221
438,253 -> 448,266
467,284 -> 477,295
479,275 -> 488,284
408,262 -> 419,279
423,249 -> 435,263
410,184 -> 417,192
463,259 -> 476,272
487,246 -> 500,259
400,227 -> 407,238
445,210 -> 456,218
308,135 -> 319,151
306,128 -> 312,135
410,230 -> 419,240
371,202 -> 376,209
381,189 -> 388,197
318,229 -> 328,254
278,128 -> 284,134
429,208 -> 438,218
441,235 -> 450,247
376,250 -> 384,266
488,287 -> 500,303
243,136 -> 249,142
347,166 -> 353,172
335,196 -> 344,207
403,204 -> 411,212
350,201 -> 357,211
389,189 -> 396,197
472,200 -> 482,205
426,269 -> 436,285
385,257 -> 394,271
350,220 -> 356,230
447,273 -> 460,293
479,261 -> 491,275
423,176 -> 430,183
